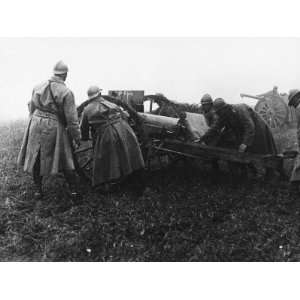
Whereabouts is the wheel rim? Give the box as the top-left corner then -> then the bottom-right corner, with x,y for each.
254,97 -> 288,129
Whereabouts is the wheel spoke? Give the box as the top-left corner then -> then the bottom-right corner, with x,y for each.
82,157 -> 93,169
74,146 -> 93,154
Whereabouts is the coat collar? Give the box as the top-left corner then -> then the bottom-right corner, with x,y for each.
50,75 -> 66,85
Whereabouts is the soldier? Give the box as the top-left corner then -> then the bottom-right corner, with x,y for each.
80,86 -> 145,192
288,89 -> 300,193
199,98 -> 277,154
199,98 -> 277,180
200,94 -> 218,126
199,94 -> 220,145
18,61 -> 81,198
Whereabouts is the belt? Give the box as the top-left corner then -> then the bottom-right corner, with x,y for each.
92,118 -> 122,135
90,116 -> 121,126
34,109 -> 58,121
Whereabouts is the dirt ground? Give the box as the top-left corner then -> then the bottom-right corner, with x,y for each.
0,120 -> 300,261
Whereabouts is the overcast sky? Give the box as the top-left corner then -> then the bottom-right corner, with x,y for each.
1,37 -> 300,120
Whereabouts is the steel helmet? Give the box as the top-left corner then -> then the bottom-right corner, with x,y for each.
53,60 -> 69,75
213,98 -> 226,112
201,93 -> 213,104
87,85 -> 103,100
288,89 -> 300,106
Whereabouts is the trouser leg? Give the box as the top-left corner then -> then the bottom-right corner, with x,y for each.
63,169 -> 78,192
127,168 -> 147,196
33,152 -> 43,193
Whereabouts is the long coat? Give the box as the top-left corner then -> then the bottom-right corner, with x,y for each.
290,107 -> 300,182
80,97 -> 145,186
18,76 -> 81,176
201,103 -> 277,155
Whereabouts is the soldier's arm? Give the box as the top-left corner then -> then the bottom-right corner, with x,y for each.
80,110 -> 90,141
28,101 -> 34,116
63,91 -> 81,144
200,117 -> 223,144
28,90 -> 37,116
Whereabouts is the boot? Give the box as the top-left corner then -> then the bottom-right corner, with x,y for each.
33,155 -> 43,199
33,184 -> 43,199
33,173 -> 43,199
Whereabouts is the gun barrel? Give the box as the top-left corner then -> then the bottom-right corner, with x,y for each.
240,93 -> 262,100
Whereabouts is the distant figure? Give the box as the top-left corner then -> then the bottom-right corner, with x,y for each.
198,94 -> 220,144
18,61 -> 81,198
199,98 -> 277,155
199,94 -> 217,125
80,86 -> 145,192
179,94 -> 218,142
288,89 -> 300,193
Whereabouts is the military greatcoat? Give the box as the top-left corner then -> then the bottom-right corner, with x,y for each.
80,97 -> 145,186
18,76 -> 81,175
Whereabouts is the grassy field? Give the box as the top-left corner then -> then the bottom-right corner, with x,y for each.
1,120 -> 300,261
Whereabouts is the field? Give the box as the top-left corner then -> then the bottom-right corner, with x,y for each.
1,120 -> 300,261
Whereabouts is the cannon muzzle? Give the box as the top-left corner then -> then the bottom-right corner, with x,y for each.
240,93 -> 263,100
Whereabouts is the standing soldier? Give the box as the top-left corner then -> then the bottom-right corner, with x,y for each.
288,89 -> 300,193
18,61 -> 81,198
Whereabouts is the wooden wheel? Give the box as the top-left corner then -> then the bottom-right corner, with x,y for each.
254,96 -> 288,129
74,140 -> 94,182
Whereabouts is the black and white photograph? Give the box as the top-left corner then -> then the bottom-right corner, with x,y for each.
1,1 -> 300,299
1,37 -> 300,262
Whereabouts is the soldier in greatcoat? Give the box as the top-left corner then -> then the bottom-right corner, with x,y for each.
198,98 -> 277,179
80,86 -> 145,192
199,98 -> 277,155
288,89 -> 300,193
18,61 -> 81,198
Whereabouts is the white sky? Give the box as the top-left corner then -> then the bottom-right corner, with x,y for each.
1,37 -> 300,120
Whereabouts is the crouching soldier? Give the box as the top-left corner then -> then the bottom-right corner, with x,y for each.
18,61 -> 81,198
199,98 -> 278,179
80,86 -> 145,193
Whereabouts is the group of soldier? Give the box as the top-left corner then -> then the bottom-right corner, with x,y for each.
17,61 -> 145,198
17,60 -> 300,199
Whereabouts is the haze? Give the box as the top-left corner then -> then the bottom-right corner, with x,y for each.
1,37 -> 300,121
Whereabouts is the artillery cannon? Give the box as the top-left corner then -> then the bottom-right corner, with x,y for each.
74,92 -> 297,182
240,86 -> 296,130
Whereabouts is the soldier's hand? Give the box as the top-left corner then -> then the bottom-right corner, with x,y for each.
74,139 -> 81,149
238,143 -> 247,153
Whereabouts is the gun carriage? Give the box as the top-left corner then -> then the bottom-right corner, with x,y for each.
75,91 -> 297,182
